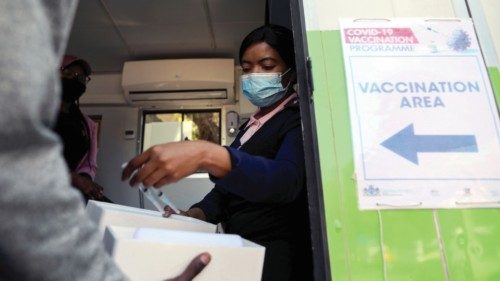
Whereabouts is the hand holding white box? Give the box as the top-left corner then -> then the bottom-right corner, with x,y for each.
104,226 -> 265,281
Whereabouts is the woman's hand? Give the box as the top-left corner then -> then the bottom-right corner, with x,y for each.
121,140 -> 231,188
163,206 -> 207,221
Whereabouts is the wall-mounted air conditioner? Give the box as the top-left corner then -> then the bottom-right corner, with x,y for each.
122,59 -> 235,107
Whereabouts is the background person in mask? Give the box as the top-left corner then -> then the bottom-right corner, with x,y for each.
122,24 -> 313,281
55,55 -> 107,202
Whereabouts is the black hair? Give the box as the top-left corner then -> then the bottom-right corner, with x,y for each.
239,24 -> 295,70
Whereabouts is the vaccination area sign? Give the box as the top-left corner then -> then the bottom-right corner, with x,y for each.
339,18 -> 500,209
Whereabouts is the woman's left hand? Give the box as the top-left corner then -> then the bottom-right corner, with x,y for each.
163,206 -> 207,221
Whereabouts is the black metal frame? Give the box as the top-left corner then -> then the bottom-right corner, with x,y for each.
289,0 -> 332,280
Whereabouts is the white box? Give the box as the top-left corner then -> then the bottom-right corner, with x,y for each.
104,226 -> 265,281
86,200 -> 217,238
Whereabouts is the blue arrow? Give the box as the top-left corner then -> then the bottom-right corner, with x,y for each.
381,124 -> 478,165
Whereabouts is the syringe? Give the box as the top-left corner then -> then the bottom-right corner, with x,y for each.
155,189 -> 181,214
122,162 -> 181,214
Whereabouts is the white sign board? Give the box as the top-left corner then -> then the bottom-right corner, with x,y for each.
339,18 -> 500,209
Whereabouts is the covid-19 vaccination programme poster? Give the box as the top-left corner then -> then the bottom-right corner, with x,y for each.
339,18 -> 500,210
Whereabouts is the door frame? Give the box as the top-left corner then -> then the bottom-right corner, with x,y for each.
290,0 -> 332,280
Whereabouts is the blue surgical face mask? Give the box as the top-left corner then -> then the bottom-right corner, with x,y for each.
241,68 -> 291,108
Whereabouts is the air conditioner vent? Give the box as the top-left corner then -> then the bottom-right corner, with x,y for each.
122,59 -> 234,106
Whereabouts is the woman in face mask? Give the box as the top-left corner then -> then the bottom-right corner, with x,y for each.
122,25 -> 313,281
55,55 -> 108,202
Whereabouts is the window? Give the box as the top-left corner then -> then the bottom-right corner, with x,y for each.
141,110 -> 221,152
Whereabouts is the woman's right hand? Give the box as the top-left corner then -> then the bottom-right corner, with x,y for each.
164,206 -> 207,221
121,140 -> 231,188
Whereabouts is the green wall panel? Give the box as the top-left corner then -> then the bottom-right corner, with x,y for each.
380,210 -> 445,281
307,29 -> 500,281
321,31 -> 385,281
438,209 -> 500,281
488,67 -> 500,107
307,31 -> 353,281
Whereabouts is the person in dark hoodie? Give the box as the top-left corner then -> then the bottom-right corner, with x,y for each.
0,1 -> 210,280
122,24 -> 313,281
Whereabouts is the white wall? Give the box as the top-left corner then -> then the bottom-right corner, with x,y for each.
81,106 -> 141,206
305,0 -> 455,31
81,74 -> 126,105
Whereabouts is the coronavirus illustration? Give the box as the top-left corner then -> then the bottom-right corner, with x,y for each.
447,29 -> 471,51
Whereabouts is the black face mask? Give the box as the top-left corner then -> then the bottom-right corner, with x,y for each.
61,78 -> 86,103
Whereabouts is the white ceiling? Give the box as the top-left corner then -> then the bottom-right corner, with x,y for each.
66,0 -> 266,73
